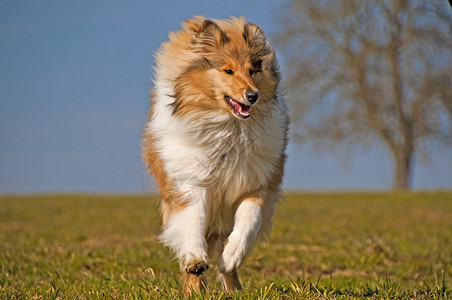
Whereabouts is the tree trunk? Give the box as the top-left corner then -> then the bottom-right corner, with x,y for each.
393,148 -> 413,191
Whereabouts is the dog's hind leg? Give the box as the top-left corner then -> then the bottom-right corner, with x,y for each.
220,271 -> 242,292
207,233 -> 243,292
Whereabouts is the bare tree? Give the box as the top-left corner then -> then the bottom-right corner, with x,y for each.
276,0 -> 452,190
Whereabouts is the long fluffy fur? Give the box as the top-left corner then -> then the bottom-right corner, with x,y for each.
142,16 -> 288,293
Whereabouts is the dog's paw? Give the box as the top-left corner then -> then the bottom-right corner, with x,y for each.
185,260 -> 209,275
218,235 -> 246,273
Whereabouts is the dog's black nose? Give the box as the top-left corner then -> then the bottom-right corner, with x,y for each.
245,90 -> 259,104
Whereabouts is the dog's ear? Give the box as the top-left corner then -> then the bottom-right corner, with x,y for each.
244,23 -> 266,48
194,20 -> 229,53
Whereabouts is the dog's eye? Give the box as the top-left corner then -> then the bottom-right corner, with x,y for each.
224,69 -> 234,75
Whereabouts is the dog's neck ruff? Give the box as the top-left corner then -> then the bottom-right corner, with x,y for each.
148,88 -> 287,201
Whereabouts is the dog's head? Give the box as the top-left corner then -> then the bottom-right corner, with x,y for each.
170,17 -> 280,121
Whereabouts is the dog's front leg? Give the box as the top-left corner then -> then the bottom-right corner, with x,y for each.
159,187 -> 209,294
219,198 -> 263,277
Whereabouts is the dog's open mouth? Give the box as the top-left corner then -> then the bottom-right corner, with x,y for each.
225,96 -> 251,119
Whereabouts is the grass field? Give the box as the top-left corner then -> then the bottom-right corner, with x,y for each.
1,192 -> 451,299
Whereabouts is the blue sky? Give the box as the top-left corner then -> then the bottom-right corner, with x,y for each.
1,1 -> 451,193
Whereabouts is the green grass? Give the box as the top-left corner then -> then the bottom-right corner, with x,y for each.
1,192 -> 451,299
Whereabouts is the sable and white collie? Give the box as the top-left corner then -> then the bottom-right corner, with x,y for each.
142,16 -> 288,294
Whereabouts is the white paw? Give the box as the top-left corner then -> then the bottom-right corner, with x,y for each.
218,234 -> 247,273
219,201 -> 262,273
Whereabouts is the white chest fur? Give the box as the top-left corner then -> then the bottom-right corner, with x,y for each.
148,91 -> 287,233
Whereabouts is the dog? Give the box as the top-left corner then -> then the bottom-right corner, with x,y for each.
142,16 -> 288,294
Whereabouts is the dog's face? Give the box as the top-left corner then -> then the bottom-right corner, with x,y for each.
171,18 -> 280,120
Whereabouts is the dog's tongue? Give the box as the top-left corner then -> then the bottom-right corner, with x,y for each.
236,102 -> 251,117
230,98 -> 251,118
